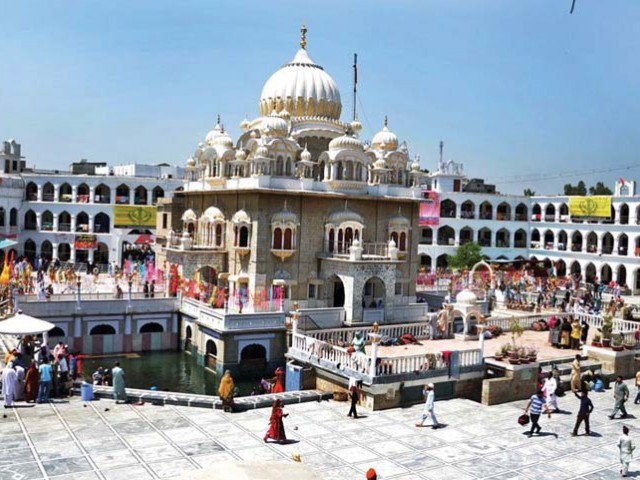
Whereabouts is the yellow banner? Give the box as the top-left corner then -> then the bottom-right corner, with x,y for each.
114,205 -> 157,228
568,196 -> 611,218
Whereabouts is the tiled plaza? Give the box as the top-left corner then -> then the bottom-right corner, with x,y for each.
0,383 -> 637,480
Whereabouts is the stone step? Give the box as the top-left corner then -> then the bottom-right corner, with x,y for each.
540,360 -> 602,377
72,383 -> 332,410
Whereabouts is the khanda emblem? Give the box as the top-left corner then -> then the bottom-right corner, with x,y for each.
127,207 -> 153,226
577,198 -> 598,217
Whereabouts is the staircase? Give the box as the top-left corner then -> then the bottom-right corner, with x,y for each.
539,355 -> 609,391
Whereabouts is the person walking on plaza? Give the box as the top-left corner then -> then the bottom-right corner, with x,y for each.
634,369 -> 640,404
542,371 -> 559,413
264,399 -> 288,444
572,390 -> 593,436
111,362 -> 126,403
1,362 -> 17,407
618,425 -> 635,477
348,383 -> 359,419
218,370 -> 235,412
571,354 -> 582,393
416,383 -> 441,429
523,389 -> 551,436
610,375 -> 630,420
37,357 -> 52,403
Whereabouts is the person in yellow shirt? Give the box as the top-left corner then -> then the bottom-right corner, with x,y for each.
570,318 -> 581,350
634,370 -> 640,404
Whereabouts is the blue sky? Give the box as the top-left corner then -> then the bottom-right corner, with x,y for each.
1,0 -> 639,194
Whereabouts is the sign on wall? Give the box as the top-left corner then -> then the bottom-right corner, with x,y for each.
568,196 -> 611,218
74,234 -> 97,250
419,191 -> 440,226
114,205 -> 157,228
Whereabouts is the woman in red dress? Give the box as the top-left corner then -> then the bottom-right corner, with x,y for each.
264,399 -> 288,443
271,367 -> 285,394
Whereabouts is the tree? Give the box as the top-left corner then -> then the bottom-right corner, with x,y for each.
564,181 -> 587,196
523,188 -> 535,196
588,182 -> 613,195
447,241 -> 484,270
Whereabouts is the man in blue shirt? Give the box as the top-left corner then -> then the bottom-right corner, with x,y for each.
524,389 -> 551,436
37,357 -> 52,403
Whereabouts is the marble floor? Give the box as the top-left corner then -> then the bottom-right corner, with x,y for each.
0,382 -> 638,479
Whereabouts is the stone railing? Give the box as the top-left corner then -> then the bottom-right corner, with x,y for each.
181,297 -> 285,332
304,318 -> 437,345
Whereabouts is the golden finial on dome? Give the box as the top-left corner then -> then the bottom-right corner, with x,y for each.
300,24 -> 307,49
384,115 -> 388,127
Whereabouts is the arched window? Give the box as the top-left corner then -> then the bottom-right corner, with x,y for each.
497,203 -> 511,221
545,204 -> 556,221
531,204 -> 541,221
344,227 -> 353,250
440,199 -> 456,218
338,229 -> 344,253
152,186 -> 165,204
283,228 -> 293,250
41,211 -> 53,231
460,227 -> 473,246
391,231 -> 399,246
238,226 -> 249,247
24,210 -> 36,230
328,228 -> 335,252
59,183 -> 72,202
273,227 -> 283,249
399,232 -> 407,251
479,202 -> 492,220
116,184 -> 130,204
24,239 -> 36,262
95,184 -> 111,204
134,186 -> 148,205
43,182 -> 55,202
77,183 -> 90,203
41,240 -> 53,260
620,204 -> 629,225
514,229 -> 527,248
95,212 -> 110,233
76,212 -> 89,232
25,182 -> 37,201
515,203 -> 528,221
215,223 -> 223,247
49,326 -> 65,338
9,208 -> 17,227
461,201 -> 475,219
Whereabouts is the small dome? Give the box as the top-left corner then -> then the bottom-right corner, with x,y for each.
350,119 -> 363,135
202,206 -> 225,221
261,111 -> 289,137
182,209 -> 197,222
411,155 -> 421,171
300,144 -> 312,162
255,145 -> 269,158
329,132 -> 363,151
272,209 -> 298,225
373,158 -> 387,170
456,289 -> 477,305
240,117 -> 251,131
232,209 -> 251,224
235,149 -> 247,161
388,214 -> 410,229
186,157 -> 196,167
328,209 -> 364,225
372,118 -> 398,151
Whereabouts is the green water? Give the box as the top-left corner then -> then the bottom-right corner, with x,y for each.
80,351 -> 254,396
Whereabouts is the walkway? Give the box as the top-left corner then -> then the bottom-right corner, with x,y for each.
0,382 -> 637,479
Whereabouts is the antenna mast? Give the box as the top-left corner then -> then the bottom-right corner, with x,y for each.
352,53 -> 358,121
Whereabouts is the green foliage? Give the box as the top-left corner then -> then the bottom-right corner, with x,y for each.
446,242 -> 484,270
523,188 -> 536,196
601,313 -> 613,340
564,181 -> 587,196
589,182 -> 613,195
509,317 -> 524,346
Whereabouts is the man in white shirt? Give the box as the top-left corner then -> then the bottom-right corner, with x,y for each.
415,383 -> 441,429
618,425 -> 635,477
542,371 -> 559,413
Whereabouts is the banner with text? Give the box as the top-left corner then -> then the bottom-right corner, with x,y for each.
419,191 -> 440,226
74,234 -> 97,250
568,196 -> 611,218
114,205 -> 157,228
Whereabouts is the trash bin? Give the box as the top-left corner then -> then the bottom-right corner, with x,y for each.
81,382 -> 94,401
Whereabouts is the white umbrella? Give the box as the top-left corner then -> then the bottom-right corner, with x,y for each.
175,461 -> 322,480
0,313 -> 56,335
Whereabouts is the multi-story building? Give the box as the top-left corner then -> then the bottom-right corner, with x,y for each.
0,139 -> 184,267
419,158 -> 640,293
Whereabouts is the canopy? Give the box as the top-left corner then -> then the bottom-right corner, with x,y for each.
0,239 -> 17,250
175,461 -> 321,480
0,313 -> 56,335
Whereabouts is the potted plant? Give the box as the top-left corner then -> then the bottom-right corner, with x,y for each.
527,345 -> 539,362
591,332 -> 602,348
509,317 -> 524,346
624,340 -> 635,350
612,334 -> 624,352
601,313 -> 613,348
494,349 -> 504,361
518,346 -> 529,364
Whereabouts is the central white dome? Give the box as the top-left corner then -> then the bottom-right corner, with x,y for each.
260,48 -> 342,119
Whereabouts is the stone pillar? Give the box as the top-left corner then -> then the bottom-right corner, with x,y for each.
52,243 -> 59,260
454,229 -> 460,247
74,317 -> 82,337
53,213 -> 59,231
125,314 -> 132,335
597,233 -> 605,254
146,189 -> 151,205
554,203 -> 561,222
510,229 -> 516,248
36,212 -> 42,231
53,184 -> 59,202
87,248 -> 94,265
89,186 -> 95,203
37,185 -> 43,202
88,215 -> 94,233
129,191 -> 135,205
71,215 -> 76,232
70,245 -> 76,263
349,239 -> 363,260
71,185 -> 77,203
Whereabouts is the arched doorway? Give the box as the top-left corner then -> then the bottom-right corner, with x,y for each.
363,277 -> 385,309
329,276 -> 345,308
205,339 -> 217,370
240,343 -> 267,376
95,243 -> 109,265
58,243 -> 71,262
185,325 -> 193,351
436,254 -> 448,270
555,259 -> 567,277
618,265 -> 627,287
140,322 -> 164,333
585,263 -> 597,284
89,324 -> 116,335
601,264 -> 612,284
41,240 -> 53,261
570,261 -> 581,277
197,266 -> 217,284
24,239 -> 36,263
